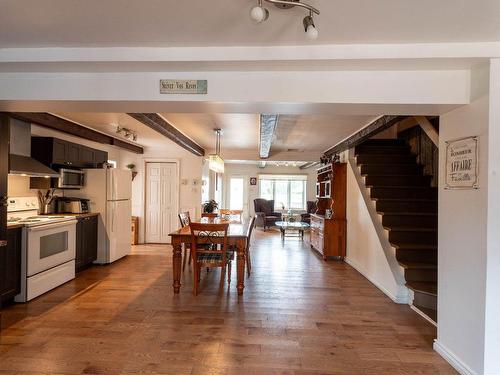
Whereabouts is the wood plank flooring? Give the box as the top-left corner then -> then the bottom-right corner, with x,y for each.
0,229 -> 456,374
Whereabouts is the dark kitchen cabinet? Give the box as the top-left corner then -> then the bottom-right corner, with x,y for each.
1,115 -> 10,326
0,227 -> 22,303
76,215 -> 98,272
32,137 -> 108,169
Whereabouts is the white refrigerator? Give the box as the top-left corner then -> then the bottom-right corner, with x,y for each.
76,168 -> 132,264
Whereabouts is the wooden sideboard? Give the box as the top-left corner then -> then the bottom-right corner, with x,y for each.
310,162 -> 347,260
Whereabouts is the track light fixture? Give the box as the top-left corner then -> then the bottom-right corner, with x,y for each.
116,125 -> 138,142
250,0 -> 320,40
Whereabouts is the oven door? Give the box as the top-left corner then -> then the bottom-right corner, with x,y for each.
58,168 -> 85,189
26,220 -> 77,277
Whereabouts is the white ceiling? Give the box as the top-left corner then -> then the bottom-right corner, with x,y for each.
1,0 -> 499,47
54,112 -> 375,161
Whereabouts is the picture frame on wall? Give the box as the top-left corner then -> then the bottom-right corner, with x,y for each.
250,177 -> 257,186
445,136 -> 479,189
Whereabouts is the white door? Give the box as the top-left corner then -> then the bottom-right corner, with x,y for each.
145,162 -> 177,243
229,176 -> 249,217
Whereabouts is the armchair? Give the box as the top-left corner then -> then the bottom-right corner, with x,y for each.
253,199 -> 282,231
300,201 -> 317,224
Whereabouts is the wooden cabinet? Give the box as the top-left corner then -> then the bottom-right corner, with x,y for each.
76,215 -> 98,272
0,227 -> 22,303
310,163 -> 347,260
32,137 -> 108,169
1,116 -> 9,326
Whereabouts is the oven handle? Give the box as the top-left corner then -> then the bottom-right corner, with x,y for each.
27,220 -> 77,232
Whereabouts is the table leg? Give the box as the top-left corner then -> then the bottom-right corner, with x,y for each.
236,238 -> 246,295
172,239 -> 182,293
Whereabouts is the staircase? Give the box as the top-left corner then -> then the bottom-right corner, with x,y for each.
355,138 -> 438,323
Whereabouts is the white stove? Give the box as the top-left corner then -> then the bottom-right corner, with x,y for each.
8,196 -> 77,302
8,215 -> 76,227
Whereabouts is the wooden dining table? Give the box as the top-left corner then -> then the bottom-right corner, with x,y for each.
169,217 -> 252,295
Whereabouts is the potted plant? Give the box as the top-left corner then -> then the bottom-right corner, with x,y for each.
202,199 -> 219,214
126,164 -> 138,181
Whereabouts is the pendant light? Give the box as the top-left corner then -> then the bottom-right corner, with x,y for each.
208,129 -> 225,174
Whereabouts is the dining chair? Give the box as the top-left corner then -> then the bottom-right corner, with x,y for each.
219,209 -> 243,222
245,216 -> 256,278
178,211 -> 192,272
189,222 -> 232,295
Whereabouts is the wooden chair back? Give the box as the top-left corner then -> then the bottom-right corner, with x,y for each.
178,211 -> 191,227
189,222 -> 230,260
219,209 -> 243,222
247,216 -> 256,250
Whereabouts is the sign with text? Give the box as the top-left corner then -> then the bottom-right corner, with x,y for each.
445,136 -> 479,189
160,79 -> 207,94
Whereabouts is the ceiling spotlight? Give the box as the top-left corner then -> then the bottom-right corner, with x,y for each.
250,0 -> 320,40
250,0 -> 269,23
303,14 -> 318,40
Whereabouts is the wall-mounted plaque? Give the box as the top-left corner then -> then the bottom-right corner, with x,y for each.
445,136 -> 479,189
160,79 -> 207,94
250,177 -> 257,186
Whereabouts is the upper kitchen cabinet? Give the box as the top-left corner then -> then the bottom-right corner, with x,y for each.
32,137 -> 108,169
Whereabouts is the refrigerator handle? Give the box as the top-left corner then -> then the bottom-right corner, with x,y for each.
111,201 -> 115,232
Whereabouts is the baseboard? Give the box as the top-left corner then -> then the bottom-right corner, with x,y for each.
411,304 -> 437,327
433,340 -> 478,375
344,257 -> 410,304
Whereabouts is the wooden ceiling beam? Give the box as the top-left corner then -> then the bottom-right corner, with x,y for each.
5,112 -> 144,154
259,114 -> 279,159
128,113 -> 205,157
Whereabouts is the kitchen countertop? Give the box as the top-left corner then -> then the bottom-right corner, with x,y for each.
7,223 -> 24,230
44,212 -> 100,219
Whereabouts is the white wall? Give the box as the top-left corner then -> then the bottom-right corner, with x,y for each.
345,157 -> 408,304
484,59 -> 500,375
222,163 -> 317,216
435,93 -> 490,375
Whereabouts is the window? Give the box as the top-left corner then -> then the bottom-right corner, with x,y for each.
258,175 -> 307,210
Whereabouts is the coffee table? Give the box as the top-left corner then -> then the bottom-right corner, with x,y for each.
275,221 -> 310,241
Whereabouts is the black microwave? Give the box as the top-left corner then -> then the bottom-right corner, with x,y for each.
57,168 -> 85,189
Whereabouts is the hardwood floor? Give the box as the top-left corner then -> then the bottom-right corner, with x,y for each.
0,229 -> 456,375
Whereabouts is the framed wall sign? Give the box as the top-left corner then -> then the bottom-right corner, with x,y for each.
445,136 -> 479,189
160,79 -> 207,94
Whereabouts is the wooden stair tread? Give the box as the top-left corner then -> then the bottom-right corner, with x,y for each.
391,243 -> 437,250
368,186 -> 436,190
384,226 -> 437,232
406,281 -> 437,296
362,174 -> 429,177
379,212 -> 437,217
413,305 -> 437,324
399,262 -> 437,270
372,197 -> 437,202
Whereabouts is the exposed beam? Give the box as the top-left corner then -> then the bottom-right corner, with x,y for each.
259,114 -> 279,159
300,161 -> 320,170
128,113 -> 205,157
413,116 -> 439,147
5,112 -> 143,154
324,115 -> 408,157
